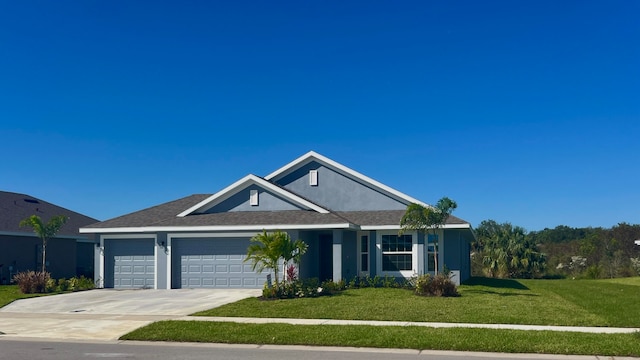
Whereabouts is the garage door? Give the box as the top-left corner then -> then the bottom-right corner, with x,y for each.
172,238 -> 269,289
105,239 -> 155,289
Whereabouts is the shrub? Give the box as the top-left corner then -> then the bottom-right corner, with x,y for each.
13,273 -> 95,294
414,273 -> 459,297
262,278 -> 324,299
13,271 -> 51,294
320,279 -> 346,294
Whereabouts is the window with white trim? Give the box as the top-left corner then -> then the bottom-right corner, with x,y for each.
381,234 -> 413,271
360,235 -> 369,273
427,234 -> 438,272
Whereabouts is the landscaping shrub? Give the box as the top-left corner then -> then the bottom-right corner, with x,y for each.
13,271 -> 50,294
262,278 -> 322,299
13,272 -> 95,294
414,273 -> 459,297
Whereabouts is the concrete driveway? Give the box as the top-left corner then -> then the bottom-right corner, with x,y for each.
0,288 -> 260,341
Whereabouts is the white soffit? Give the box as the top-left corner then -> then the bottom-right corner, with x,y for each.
177,174 -> 330,217
265,151 -> 429,207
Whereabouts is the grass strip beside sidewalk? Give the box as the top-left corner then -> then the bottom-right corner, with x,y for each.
121,321 -> 640,357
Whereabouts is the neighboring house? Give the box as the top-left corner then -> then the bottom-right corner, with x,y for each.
80,151 -> 475,289
0,191 -> 99,283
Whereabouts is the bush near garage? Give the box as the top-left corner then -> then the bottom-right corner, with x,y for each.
13,271 -> 95,294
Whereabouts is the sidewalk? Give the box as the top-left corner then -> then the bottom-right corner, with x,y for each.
177,316 -> 640,334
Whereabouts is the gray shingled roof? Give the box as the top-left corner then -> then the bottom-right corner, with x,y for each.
81,194 -> 210,229
0,191 -> 99,237
82,193 -> 469,231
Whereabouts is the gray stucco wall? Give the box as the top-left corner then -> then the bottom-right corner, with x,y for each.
298,231 -> 316,279
443,229 -> 472,283
206,184 -> 301,213
274,161 -> 406,211
342,230 -> 357,280
0,234 -> 78,282
156,233 -> 168,289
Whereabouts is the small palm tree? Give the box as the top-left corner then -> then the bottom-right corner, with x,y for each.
20,215 -> 68,273
245,230 -> 308,287
400,197 -> 457,275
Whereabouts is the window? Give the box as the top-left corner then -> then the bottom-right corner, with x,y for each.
427,234 -> 438,272
382,234 -> 412,271
250,189 -> 259,206
360,235 -> 369,273
309,169 -> 318,186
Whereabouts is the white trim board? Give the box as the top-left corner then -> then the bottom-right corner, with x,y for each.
81,223 -> 356,234
177,174 -> 330,217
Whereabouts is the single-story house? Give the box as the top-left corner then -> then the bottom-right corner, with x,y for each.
80,151 -> 474,289
0,191 -> 98,283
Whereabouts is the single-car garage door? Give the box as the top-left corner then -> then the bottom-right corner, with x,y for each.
171,237 -> 269,289
104,238 -> 155,289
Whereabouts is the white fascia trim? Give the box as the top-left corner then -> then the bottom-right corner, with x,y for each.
177,174 -> 329,217
265,151 -> 429,207
361,223 -> 471,231
82,223 -> 355,233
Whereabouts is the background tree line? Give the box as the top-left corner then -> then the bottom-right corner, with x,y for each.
472,221 -> 640,279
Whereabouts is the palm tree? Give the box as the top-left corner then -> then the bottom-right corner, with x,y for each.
400,197 -> 457,275
477,220 -> 545,278
19,215 -> 68,273
245,230 -> 308,287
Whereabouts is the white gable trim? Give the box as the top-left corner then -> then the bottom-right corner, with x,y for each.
265,151 -> 429,207
177,174 -> 330,217
361,223 -> 472,231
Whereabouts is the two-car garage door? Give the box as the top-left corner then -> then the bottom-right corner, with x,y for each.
171,237 -> 267,289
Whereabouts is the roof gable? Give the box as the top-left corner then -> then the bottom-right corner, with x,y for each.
265,151 -> 428,208
177,174 -> 330,217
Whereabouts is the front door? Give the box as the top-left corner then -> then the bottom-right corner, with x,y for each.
318,233 -> 333,281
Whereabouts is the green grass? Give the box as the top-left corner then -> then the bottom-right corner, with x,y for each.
121,321 -> 640,357
195,277 -> 640,327
0,285 -> 49,308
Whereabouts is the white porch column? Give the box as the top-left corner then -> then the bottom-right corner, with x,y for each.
332,230 -> 342,282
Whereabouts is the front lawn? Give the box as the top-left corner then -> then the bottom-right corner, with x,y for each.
123,277 -> 640,355
121,321 -> 640,357
0,285 -> 48,308
194,277 -> 640,327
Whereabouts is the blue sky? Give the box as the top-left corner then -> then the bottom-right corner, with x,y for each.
1,1 -> 638,231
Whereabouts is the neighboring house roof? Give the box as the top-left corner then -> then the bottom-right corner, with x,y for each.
265,151 -> 429,208
0,191 -> 98,238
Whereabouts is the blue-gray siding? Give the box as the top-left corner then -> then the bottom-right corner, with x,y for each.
206,184 -> 302,213
274,161 -> 406,211
443,229 -> 472,283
